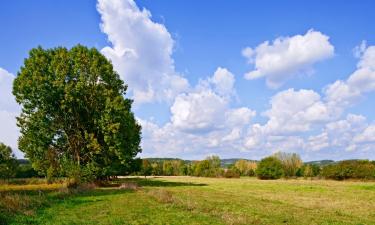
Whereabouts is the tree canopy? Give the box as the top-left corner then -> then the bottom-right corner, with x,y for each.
256,156 -> 283,180
13,45 -> 141,182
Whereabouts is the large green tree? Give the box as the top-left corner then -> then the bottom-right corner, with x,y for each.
13,45 -> 141,182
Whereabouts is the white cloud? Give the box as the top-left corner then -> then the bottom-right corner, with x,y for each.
243,29 -> 334,88
171,90 -> 228,132
208,67 -> 235,97
353,124 -> 375,144
95,1 -> 373,160
347,46 -> 375,92
324,44 -> 375,110
97,0 -> 189,104
308,114 -> 375,153
138,68 -> 256,158
0,68 -> 22,157
306,132 -> 329,152
261,88 -> 331,134
170,67 -> 254,134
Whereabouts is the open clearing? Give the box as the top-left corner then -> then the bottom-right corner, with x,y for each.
2,177 -> 375,225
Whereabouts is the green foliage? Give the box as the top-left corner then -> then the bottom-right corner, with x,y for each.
256,156 -> 283,179
193,155 -> 223,177
139,157 -> 224,177
141,159 -> 152,177
138,159 -> 187,176
299,164 -> 321,178
321,160 -> 375,180
223,169 -> 240,178
15,163 -> 39,178
234,159 -> 257,176
0,143 -> 19,179
273,152 -> 302,178
13,45 -> 141,182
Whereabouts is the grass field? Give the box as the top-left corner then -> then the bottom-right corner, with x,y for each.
1,177 -> 375,225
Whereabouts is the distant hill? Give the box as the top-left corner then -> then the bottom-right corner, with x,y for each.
17,159 -> 30,165
144,157 -> 257,167
220,158 -> 257,167
304,160 -> 335,166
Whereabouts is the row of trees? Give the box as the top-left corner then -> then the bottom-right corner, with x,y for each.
139,154 -> 301,179
2,145 -> 374,181
255,154 -> 374,180
321,160 -> 375,180
138,153 -> 374,180
140,156 -> 225,177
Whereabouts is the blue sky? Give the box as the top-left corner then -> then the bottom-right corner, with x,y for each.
0,0 -> 374,161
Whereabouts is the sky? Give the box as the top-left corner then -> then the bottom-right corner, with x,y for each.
0,0 -> 374,161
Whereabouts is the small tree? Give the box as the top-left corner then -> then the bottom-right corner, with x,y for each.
274,152 -> 303,178
256,156 -> 283,180
141,159 -> 152,178
162,161 -> 174,176
0,143 -> 19,180
193,155 -> 222,177
234,159 -> 257,176
303,165 -> 314,178
151,162 -> 162,175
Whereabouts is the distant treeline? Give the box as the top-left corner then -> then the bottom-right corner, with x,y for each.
1,155 -> 374,181
138,154 -> 375,180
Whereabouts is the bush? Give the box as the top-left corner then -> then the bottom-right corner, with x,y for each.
321,160 -> 375,180
256,156 -> 283,180
223,169 -> 240,178
15,163 -> 39,178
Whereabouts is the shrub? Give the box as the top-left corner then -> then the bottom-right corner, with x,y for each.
223,169 -> 240,178
15,163 -> 39,178
256,156 -> 283,180
321,160 -> 375,180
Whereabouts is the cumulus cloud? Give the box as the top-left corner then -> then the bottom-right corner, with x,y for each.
95,2 -> 375,160
0,68 -> 22,157
171,90 -> 228,132
138,67 -> 256,158
241,43 -> 375,156
94,1 -> 374,159
242,88 -> 333,155
325,44 -> 375,110
208,67 -> 235,97
308,114 -> 375,153
260,88 -> 331,134
243,29 -> 334,88
97,0 -> 189,104
353,124 -> 375,144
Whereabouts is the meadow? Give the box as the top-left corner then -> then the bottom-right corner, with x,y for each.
1,177 -> 375,225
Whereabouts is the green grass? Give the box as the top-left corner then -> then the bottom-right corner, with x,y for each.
1,177 -> 375,225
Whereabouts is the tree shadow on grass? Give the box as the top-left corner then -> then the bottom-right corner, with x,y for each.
115,177 -> 208,187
